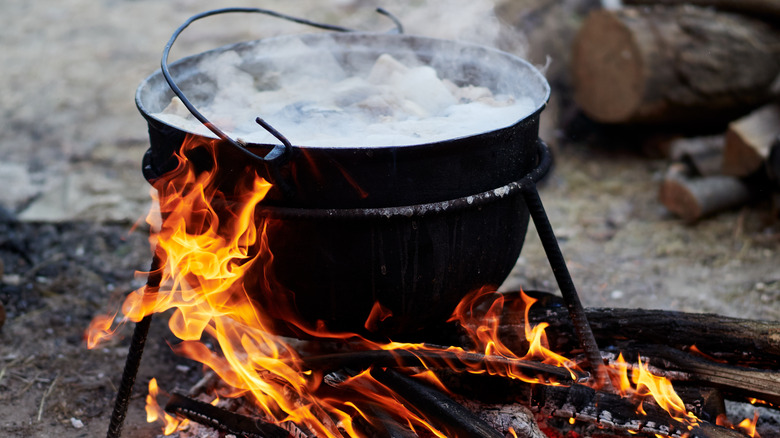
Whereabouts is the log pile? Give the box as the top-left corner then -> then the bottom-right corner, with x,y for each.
571,1 -> 780,222
657,105 -> 780,222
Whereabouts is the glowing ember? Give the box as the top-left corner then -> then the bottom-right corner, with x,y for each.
87,135 -> 749,436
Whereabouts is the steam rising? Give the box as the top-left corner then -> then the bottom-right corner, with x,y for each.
153,32 -> 542,148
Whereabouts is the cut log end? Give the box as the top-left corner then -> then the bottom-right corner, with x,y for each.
572,9 -> 645,123
659,171 -> 753,222
572,6 -> 780,124
660,177 -> 703,222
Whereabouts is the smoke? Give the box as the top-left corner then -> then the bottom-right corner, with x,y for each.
146,1 -> 547,148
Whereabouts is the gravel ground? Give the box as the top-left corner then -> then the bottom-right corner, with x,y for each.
0,1 -> 777,437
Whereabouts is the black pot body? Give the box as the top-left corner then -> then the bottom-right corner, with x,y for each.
135,32 -> 549,337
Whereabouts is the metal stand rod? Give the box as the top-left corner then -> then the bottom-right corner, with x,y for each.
520,184 -> 614,391
106,249 -> 165,438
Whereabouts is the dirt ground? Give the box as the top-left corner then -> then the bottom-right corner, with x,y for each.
0,1 -> 778,437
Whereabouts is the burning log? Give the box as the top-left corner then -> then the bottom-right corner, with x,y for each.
165,392 -> 289,438
659,163 -> 753,223
300,348 -> 582,384
635,346 -> 780,407
524,305 -> 780,367
436,370 -> 747,438
571,6 -> 780,124
370,368 -> 505,438
531,384 -> 748,438
473,291 -> 780,367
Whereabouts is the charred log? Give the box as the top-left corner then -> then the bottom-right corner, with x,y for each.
370,368 -> 504,438
301,348 -> 581,383
633,345 -> 780,408
532,384 -> 747,438
496,297 -> 780,367
164,392 -> 289,438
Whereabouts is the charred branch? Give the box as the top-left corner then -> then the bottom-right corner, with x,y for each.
370,368 -> 505,438
164,392 -> 289,438
300,348 -> 582,384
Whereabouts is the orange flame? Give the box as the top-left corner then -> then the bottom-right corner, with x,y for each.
738,411 -> 760,438
87,135 -> 731,436
146,378 -> 188,435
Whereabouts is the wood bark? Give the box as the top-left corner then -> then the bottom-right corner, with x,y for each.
531,306 -> 780,366
722,103 -> 780,177
469,292 -> 780,367
371,368 -> 505,438
634,345 -> 780,407
623,0 -> 780,22
659,165 -> 753,222
572,6 -> 780,124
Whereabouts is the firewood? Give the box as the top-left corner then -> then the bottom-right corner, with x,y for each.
670,135 -> 725,177
165,392 -> 289,438
723,104 -> 780,178
538,307 -> 780,367
572,6 -> 780,124
623,0 -> 780,21
659,166 -> 753,223
439,371 -> 746,437
636,345 -> 780,407
371,368 -> 505,438
300,348 -> 581,383
532,384 -> 747,438
471,292 -> 780,367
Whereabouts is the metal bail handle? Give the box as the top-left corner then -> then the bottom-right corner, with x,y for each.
160,7 -> 404,166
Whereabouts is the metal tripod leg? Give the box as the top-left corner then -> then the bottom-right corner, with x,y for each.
521,142 -> 612,391
106,249 -> 164,438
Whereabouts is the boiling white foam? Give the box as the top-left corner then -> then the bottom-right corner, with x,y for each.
154,42 -> 536,148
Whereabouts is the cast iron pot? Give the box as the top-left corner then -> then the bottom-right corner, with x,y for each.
136,30 -> 550,338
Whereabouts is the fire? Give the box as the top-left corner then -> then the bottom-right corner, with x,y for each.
87,134 -> 733,437
146,378 -> 188,435
718,412 -> 761,438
